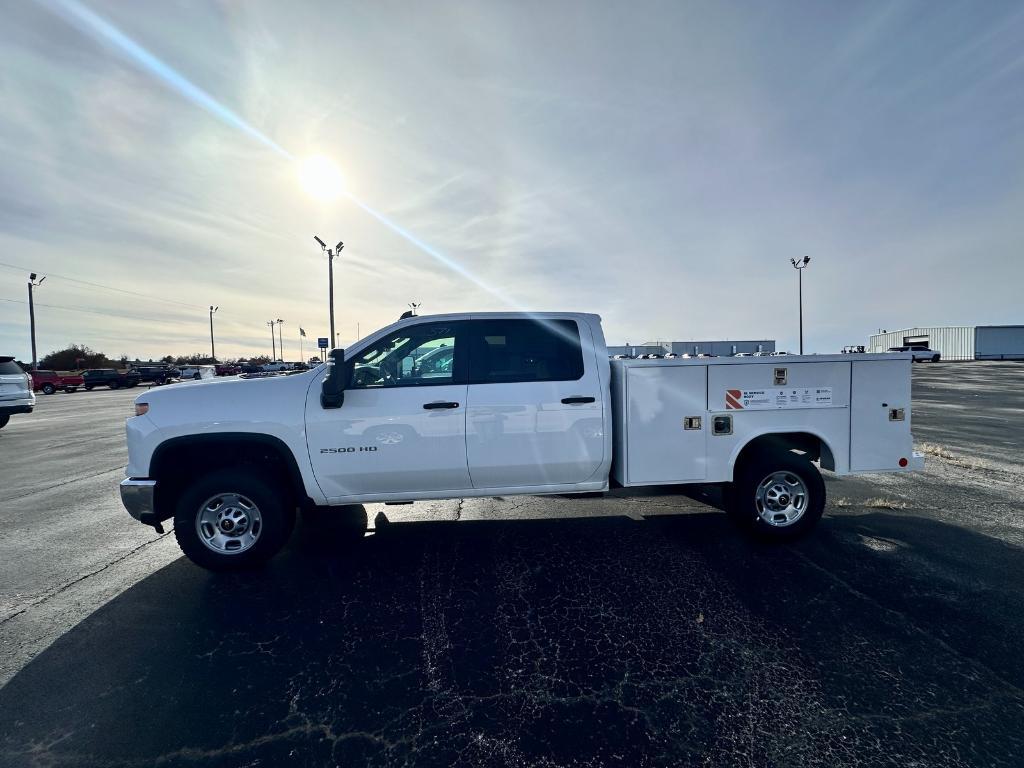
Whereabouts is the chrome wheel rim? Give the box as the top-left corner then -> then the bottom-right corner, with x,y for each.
754,471 -> 809,527
195,493 -> 262,554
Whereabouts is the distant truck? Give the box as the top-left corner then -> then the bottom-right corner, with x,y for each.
134,366 -> 180,385
887,345 -> 940,363
120,312 -> 925,572
83,368 -> 141,390
30,370 -> 84,394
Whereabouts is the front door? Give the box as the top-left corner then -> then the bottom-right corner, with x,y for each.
465,318 -> 605,489
306,320 -> 470,499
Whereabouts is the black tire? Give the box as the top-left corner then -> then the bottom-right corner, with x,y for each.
109,381 -> 119,390
84,385 -> 94,391
726,449 -> 825,541
41,383 -> 56,395
64,387 -> 77,393
173,469 -> 295,571
193,373 -> 201,380
931,355 -> 940,363
0,415 -> 9,430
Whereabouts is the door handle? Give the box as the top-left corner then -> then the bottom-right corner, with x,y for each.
561,396 -> 596,404
423,401 -> 460,409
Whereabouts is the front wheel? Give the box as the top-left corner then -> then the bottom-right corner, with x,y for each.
931,355 -> 940,363
109,381 -> 119,390
84,385 -> 94,391
173,469 -> 295,571
64,387 -> 77,393
41,383 -> 56,395
0,415 -> 9,430
726,449 -> 825,541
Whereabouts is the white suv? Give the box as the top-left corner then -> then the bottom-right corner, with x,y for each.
888,345 -> 941,363
0,356 -> 34,430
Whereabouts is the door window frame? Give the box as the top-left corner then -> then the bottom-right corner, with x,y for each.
346,321 -> 469,389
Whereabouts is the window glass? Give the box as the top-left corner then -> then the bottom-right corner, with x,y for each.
470,319 -> 583,383
0,358 -> 24,375
349,323 -> 459,388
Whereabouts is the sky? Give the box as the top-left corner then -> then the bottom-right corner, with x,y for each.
1,0 -> 1022,362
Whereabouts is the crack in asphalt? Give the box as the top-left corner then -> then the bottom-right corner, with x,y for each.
0,529 -> 173,627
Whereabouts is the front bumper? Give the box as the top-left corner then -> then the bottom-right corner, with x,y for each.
120,478 -> 158,523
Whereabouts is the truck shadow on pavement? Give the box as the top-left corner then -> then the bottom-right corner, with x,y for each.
2,510 -> 1023,767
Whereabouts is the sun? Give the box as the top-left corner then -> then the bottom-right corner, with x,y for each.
298,155 -> 344,201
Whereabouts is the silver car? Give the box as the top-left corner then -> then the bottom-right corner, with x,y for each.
0,356 -> 35,430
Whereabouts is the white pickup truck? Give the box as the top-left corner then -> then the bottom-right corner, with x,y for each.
120,312 -> 923,570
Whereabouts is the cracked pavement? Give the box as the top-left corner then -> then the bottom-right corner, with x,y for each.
1,363 -> 1023,766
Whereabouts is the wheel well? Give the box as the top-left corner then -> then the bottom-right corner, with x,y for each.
732,432 -> 835,479
149,434 -> 311,521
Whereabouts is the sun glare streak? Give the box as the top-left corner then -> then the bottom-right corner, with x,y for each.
46,0 -> 292,160
41,0 -> 532,313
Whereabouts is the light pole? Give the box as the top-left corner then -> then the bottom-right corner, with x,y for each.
789,256 -> 811,354
314,236 -> 344,349
276,319 -> 284,361
209,305 -> 218,362
267,320 -> 276,360
28,273 -> 45,370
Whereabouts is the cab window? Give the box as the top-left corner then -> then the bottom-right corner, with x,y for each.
469,319 -> 584,384
348,323 -> 463,388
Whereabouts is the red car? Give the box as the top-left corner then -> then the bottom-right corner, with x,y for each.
214,364 -> 241,376
30,370 -> 85,394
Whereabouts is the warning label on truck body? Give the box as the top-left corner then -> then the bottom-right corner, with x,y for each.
724,387 -> 833,410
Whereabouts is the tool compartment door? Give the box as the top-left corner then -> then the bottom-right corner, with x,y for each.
850,359 -> 913,472
624,365 -> 706,484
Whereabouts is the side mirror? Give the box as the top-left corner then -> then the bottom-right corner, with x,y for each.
320,348 -> 346,409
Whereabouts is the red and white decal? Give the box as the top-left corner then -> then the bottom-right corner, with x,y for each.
725,389 -> 743,410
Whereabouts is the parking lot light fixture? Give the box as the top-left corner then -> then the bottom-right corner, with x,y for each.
314,235 -> 344,350
209,306 -> 218,362
276,319 -> 284,361
267,320 -> 276,360
28,273 -> 45,370
789,256 -> 811,354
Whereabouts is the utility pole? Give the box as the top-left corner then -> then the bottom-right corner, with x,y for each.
209,305 -> 218,362
267,320 -> 276,360
28,273 -> 45,370
789,256 -> 811,355
314,236 -> 344,349
276,319 -> 284,361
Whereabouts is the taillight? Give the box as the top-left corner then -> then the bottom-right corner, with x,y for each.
134,402 -> 149,417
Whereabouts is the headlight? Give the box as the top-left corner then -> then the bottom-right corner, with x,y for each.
134,402 -> 149,417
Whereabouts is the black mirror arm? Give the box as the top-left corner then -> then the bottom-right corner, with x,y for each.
321,348 -> 346,409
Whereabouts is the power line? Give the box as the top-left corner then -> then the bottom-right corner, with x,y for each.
0,260 -> 205,310
0,297 -> 192,326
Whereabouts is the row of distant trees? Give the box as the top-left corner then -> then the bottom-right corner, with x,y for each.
32,344 -> 277,371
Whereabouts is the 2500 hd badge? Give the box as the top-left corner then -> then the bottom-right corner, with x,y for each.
320,446 -> 379,453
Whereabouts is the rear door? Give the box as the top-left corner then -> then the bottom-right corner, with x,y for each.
850,359 -> 913,471
465,318 -> 604,488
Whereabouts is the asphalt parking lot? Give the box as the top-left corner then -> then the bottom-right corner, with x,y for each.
1,363 -> 1023,767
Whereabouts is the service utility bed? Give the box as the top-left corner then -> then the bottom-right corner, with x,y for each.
609,354 -> 924,487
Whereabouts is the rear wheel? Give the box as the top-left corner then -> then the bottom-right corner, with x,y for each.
41,383 -> 56,395
0,415 -> 9,430
173,469 -> 295,571
109,381 -> 119,390
726,449 -> 825,541
84,385 -> 94,391
931,355 -> 940,363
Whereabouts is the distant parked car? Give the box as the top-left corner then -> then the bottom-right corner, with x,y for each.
135,365 -> 179,385
887,345 -> 940,363
239,363 -> 264,374
178,364 -> 215,380
262,361 -> 291,372
30,370 -> 84,394
770,351 -> 792,357
215,363 -> 241,376
0,356 -> 33,429
733,352 -> 754,358
82,368 -> 141,390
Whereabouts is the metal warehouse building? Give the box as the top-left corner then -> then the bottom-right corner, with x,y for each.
607,340 -> 776,357
868,325 -> 1024,361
